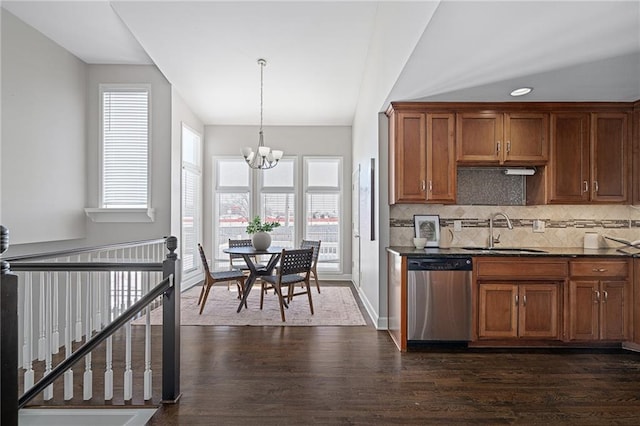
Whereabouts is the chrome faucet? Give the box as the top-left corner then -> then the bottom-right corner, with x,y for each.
489,212 -> 513,248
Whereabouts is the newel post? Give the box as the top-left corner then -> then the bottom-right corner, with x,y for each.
162,236 -> 181,403
1,225 -> 19,425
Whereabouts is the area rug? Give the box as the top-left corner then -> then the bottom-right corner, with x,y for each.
134,285 -> 366,326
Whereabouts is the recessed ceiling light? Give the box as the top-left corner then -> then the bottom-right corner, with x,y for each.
510,87 -> 533,97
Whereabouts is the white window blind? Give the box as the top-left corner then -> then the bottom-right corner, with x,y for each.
101,88 -> 149,208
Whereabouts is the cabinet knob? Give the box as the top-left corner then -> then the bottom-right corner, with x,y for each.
594,181 -> 599,193
583,181 -> 589,193
420,180 -> 426,191
506,141 -> 511,153
594,290 -> 600,303
428,181 -> 433,192
603,290 -> 608,302
515,294 -> 519,306
522,295 -> 527,306
591,268 -> 607,273
496,141 -> 501,154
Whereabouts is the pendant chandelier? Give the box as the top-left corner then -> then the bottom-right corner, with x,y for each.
241,59 -> 283,170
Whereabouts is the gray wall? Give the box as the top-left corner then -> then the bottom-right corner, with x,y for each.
1,10 -> 86,245
1,11 -> 174,256
84,64 -> 172,246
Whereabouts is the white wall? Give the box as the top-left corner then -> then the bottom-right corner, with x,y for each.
351,3 -> 436,328
83,64 -> 172,247
2,11 -> 175,257
203,125 -> 352,276
1,10 -> 86,246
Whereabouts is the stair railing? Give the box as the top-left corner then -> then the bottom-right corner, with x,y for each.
0,227 -> 181,426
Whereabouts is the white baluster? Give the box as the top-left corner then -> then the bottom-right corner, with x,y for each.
75,267 -> 82,342
105,267 -> 115,400
84,272 -> 93,400
124,320 -> 133,401
51,270 -> 60,354
43,272 -> 53,400
64,271 -> 73,400
38,272 -> 46,361
144,270 -> 152,400
23,273 -> 34,391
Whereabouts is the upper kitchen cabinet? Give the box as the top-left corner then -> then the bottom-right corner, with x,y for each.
456,112 -> 548,165
388,107 -> 455,204
548,111 -> 631,204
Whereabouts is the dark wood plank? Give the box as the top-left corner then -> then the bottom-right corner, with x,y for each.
23,282 -> 640,424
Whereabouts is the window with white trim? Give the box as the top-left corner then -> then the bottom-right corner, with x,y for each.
212,156 -> 342,274
212,159 -> 252,261
100,85 -> 150,208
181,124 -> 202,276
304,157 -> 342,272
259,159 -> 296,249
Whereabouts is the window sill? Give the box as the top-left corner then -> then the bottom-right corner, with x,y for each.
85,208 -> 155,223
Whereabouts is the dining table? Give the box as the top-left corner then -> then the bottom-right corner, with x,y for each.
223,245 -> 284,312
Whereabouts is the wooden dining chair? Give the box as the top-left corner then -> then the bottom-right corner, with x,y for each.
300,239 -> 321,293
259,247 -> 314,322
228,238 -> 266,274
197,244 -> 247,315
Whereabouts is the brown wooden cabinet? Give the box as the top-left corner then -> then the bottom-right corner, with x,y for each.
388,108 -> 455,204
456,112 -> 548,165
474,257 -> 566,342
548,112 -> 630,203
568,259 -> 631,341
478,282 -> 560,340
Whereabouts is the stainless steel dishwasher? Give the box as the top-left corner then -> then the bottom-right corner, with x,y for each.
407,256 -> 472,343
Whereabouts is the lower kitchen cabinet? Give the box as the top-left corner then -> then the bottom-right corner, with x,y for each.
569,280 -> 630,341
478,282 -> 560,340
568,259 -> 631,341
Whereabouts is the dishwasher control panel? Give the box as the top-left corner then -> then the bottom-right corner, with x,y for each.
407,257 -> 472,271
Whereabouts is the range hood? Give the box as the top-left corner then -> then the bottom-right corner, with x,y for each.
503,168 -> 536,176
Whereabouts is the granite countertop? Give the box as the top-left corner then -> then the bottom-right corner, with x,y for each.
387,246 -> 633,258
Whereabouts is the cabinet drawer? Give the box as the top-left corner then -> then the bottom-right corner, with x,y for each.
569,259 -> 629,278
475,258 -> 568,279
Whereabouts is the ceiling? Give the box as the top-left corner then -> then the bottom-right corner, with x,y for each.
2,1 -> 639,127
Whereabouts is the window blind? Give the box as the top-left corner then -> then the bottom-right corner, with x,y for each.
102,89 -> 149,208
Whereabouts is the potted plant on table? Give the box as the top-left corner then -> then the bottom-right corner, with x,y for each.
246,216 -> 281,250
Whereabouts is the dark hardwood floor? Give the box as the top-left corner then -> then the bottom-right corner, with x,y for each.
147,282 -> 640,425
21,282 -> 640,424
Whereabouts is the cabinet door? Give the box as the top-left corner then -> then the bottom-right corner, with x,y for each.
456,112 -> 502,163
478,283 -> 517,338
548,113 -> 590,203
569,280 -> 599,340
591,113 -> 629,203
426,113 -> 456,202
600,280 -> 629,340
518,283 -> 560,339
394,112 -> 426,203
503,113 -> 549,164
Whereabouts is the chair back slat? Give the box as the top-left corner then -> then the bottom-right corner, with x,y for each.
198,244 -> 212,276
300,240 -> 321,264
279,248 -> 314,276
228,239 -> 253,260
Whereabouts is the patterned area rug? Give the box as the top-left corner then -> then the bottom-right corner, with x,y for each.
135,285 -> 366,326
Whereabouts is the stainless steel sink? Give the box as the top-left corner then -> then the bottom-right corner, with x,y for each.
462,247 -> 548,254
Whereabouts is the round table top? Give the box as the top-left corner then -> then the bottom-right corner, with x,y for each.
223,246 -> 285,255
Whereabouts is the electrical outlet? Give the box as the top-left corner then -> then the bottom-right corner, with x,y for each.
454,220 -> 462,232
533,219 -> 545,233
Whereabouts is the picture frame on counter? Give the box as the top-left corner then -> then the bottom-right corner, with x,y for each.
414,215 -> 440,247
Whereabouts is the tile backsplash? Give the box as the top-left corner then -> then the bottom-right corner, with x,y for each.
390,204 -> 640,248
